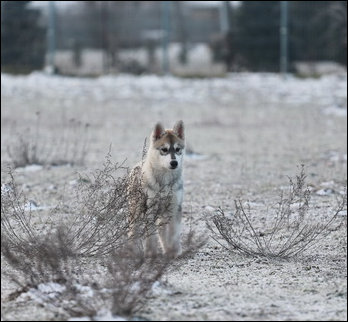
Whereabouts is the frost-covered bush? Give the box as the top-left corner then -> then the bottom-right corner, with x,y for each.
207,166 -> 347,259
1,157 -> 205,318
7,112 -> 90,168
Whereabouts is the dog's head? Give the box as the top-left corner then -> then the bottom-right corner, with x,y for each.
150,120 -> 185,171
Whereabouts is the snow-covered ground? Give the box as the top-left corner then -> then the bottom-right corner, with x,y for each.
1,71 -> 347,321
1,71 -> 347,108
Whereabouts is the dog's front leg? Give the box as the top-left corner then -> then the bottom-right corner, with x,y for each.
165,206 -> 182,258
144,232 -> 159,257
157,219 -> 168,254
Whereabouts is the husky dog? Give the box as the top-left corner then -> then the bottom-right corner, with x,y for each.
128,120 -> 185,258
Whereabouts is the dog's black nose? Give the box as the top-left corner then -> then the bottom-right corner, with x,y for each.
170,160 -> 178,168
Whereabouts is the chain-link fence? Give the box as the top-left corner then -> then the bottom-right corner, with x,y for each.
1,1 -> 347,76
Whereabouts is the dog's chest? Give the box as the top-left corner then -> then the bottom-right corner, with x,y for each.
143,171 -> 183,203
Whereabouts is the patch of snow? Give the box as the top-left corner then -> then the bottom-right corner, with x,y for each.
94,309 -> 127,321
203,205 -> 216,212
294,61 -> 347,77
129,281 -> 141,293
322,106 -> 347,117
37,282 -> 66,294
16,164 -> 44,172
73,284 -> 94,298
18,282 -> 67,304
289,202 -> 305,210
315,188 -> 335,196
324,151 -> 345,163
23,200 -> 39,211
23,201 -> 54,212
329,153 -> 340,162
243,201 -> 264,208
48,184 -> 57,190
1,183 -> 13,194
320,181 -> 335,187
69,179 -> 79,186
151,281 -> 177,297
224,211 -> 234,219
2,72 -> 346,108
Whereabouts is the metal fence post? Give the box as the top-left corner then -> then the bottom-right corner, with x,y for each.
280,1 -> 288,78
161,1 -> 171,75
47,1 -> 56,73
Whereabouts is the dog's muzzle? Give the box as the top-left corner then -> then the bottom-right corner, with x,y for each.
170,160 -> 178,169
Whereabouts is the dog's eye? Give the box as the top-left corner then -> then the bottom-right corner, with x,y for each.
161,148 -> 168,153
175,147 -> 181,152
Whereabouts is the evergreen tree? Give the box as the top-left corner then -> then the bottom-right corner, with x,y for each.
1,1 -> 46,73
236,1 -> 281,72
290,1 -> 347,65
234,1 -> 347,71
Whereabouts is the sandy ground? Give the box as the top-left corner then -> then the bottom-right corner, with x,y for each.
1,72 -> 347,321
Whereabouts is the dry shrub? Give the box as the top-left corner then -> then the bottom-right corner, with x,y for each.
65,152 -> 177,257
1,225 -> 78,287
207,165 -> 347,259
107,232 -> 206,316
1,169 -> 38,251
2,228 -> 205,318
1,152 -> 204,318
1,152 -> 174,258
63,155 -> 132,257
6,112 -> 89,168
107,246 -> 171,316
1,233 -> 171,318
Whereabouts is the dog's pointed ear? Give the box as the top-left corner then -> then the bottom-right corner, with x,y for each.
173,120 -> 184,140
153,122 -> 165,141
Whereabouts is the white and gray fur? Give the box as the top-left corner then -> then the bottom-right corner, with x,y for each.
128,120 -> 185,257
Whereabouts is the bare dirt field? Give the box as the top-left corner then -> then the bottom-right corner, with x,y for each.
1,72 -> 347,321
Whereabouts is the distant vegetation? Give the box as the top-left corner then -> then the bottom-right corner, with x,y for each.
1,1 -> 346,74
